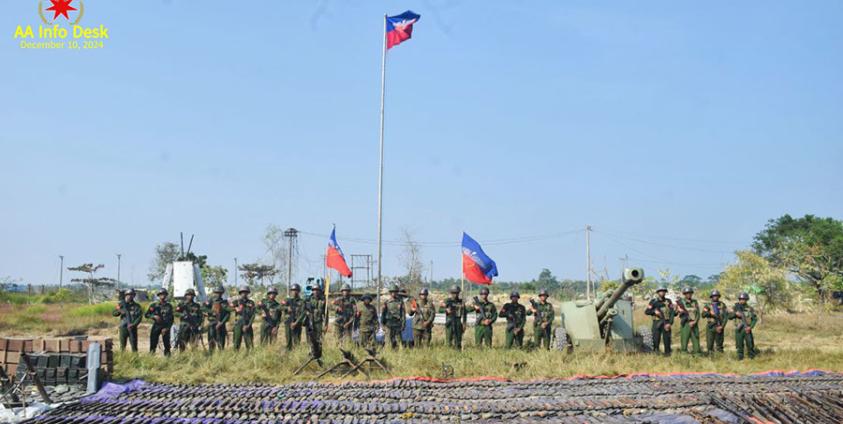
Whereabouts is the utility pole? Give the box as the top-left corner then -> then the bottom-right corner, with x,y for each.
116,254 -> 122,290
234,257 -> 238,287
284,228 -> 298,295
58,255 -> 64,288
586,225 -> 592,301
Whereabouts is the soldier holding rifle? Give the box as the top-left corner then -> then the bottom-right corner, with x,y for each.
112,288 -> 142,352
283,283 -> 305,351
203,286 -> 230,352
231,286 -> 256,351
472,287 -> 497,348
442,285 -> 467,350
381,284 -> 406,349
645,286 -> 675,356
528,289 -> 554,350
175,288 -> 204,352
145,288 -> 174,356
500,290 -> 527,349
677,287 -> 702,355
731,292 -> 758,360
357,294 -> 378,348
409,288 -> 436,348
702,289 -> 729,354
332,284 -> 357,346
258,287 -> 282,345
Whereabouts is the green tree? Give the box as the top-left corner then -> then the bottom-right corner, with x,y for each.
202,265 -> 229,289
753,214 -> 843,305
718,250 -> 791,314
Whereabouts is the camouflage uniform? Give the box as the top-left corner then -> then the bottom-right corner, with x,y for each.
231,286 -> 256,351
730,293 -> 758,360
112,289 -> 142,352
305,288 -> 327,348
333,285 -> 357,345
409,288 -> 436,348
473,288 -> 497,348
381,285 -> 406,350
500,291 -> 527,349
202,287 -> 231,352
258,288 -> 282,345
677,287 -> 702,355
702,290 -> 729,354
145,289 -> 174,356
357,295 -> 378,348
283,284 -> 305,351
645,288 -> 675,356
529,290 -> 555,350
442,286 -> 467,350
174,289 -> 203,352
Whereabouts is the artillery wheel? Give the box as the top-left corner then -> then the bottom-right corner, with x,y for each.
554,327 -> 571,353
637,325 -> 654,353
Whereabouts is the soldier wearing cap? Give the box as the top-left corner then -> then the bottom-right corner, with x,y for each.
677,287 -> 702,355
145,288 -> 175,356
231,285 -> 256,351
500,290 -> 527,349
175,288 -> 203,352
357,294 -> 378,348
441,285 -> 467,350
282,283 -> 305,351
112,288 -> 142,352
332,283 -> 357,345
730,292 -> 758,360
645,286 -> 675,356
202,286 -> 231,352
380,284 -> 406,349
305,283 -> 327,348
528,289 -> 555,350
702,289 -> 729,354
472,287 -> 498,348
258,287 -> 282,345
409,288 -> 436,348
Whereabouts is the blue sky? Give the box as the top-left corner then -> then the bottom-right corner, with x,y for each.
1,1 -> 841,286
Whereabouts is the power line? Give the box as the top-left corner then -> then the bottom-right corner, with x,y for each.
297,228 -> 584,247
594,229 -> 740,254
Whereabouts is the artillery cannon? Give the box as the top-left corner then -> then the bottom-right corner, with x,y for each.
557,268 -> 652,352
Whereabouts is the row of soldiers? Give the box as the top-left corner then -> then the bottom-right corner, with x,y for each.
646,287 -> 759,359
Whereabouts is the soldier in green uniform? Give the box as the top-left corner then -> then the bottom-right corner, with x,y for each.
203,286 -> 230,352
231,286 -> 256,351
145,288 -> 174,356
702,289 -> 729,354
730,292 -> 758,360
472,287 -> 497,347
528,289 -> 555,350
645,287 -> 675,356
380,284 -> 406,350
677,287 -> 702,355
175,288 -> 203,352
356,294 -> 378,349
442,285 -> 467,350
409,288 -> 436,348
258,287 -> 282,345
305,284 -> 327,348
283,283 -> 305,351
500,290 -> 527,349
332,284 -> 357,345
112,288 -> 142,352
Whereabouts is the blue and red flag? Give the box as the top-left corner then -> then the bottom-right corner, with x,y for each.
386,11 -> 420,49
326,227 -> 352,277
461,232 -> 498,285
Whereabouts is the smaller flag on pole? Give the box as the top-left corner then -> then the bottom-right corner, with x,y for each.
326,227 -> 352,277
461,232 -> 498,285
386,10 -> 421,49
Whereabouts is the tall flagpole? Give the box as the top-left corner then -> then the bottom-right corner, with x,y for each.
376,14 -> 388,312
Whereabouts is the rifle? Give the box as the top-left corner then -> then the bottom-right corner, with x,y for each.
444,298 -> 462,336
501,303 -> 516,333
704,302 -> 724,333
734,304 -> 752,334
676,299 -> 696,327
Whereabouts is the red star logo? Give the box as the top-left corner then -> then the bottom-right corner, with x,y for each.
45,0 -> 77,21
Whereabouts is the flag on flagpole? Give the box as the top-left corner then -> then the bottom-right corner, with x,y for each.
386,10 -> 421,49
326,227 -> 352,277
461,232 -> 498,285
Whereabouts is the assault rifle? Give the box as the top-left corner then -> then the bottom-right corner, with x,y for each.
734,304 -> 752,334
704,302 -> 724,333
676,300 -> 697,327
444,298 -> 463,336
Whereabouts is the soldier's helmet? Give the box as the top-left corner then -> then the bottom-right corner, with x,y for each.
184,288 -> 196,296
479,287 -> 490,295
738,292 -> 750,300
157,288 -> 168,297
341,284 -> 351,292
126,288 -> 136,296
213,286 -> 225,294
709,289 -> 721,298
538,288 -> 549,297
290,283 -> 301,291
312,284 -> 323,291
361,294 -> 372,302
389,284 -> 400,292
449,285 -> 461,294
656,286 -> 668,293
510,290 -> 520,298
239,285 -> 251,294
682,287 -> 694,294
267,287 -> 278,295
419,288 -> 429,295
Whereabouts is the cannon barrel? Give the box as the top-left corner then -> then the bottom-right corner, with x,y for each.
596,268 -> 644,321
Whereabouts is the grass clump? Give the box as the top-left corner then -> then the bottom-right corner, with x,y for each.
70,302 -> 118,318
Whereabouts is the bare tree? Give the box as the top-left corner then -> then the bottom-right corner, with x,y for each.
398,228 -> 424,294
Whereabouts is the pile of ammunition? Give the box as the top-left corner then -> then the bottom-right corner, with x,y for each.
27,373 -> 843,423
